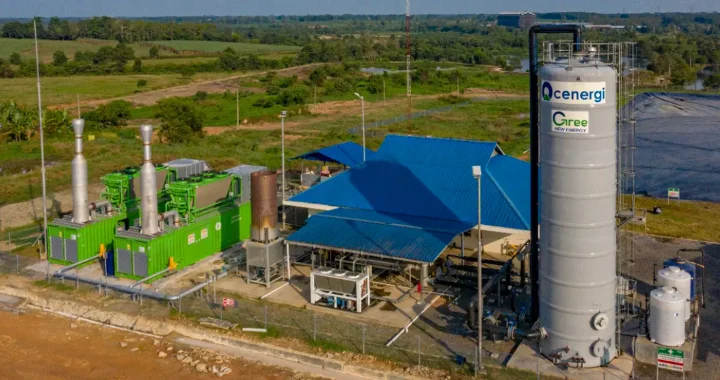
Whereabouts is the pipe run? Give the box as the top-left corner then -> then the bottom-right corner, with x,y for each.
528,24 -> 582,322
54,254 -> 101,278
56,270 -> 229,301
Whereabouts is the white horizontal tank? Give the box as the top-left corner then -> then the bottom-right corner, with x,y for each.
649,286 -> 687,347
657,266 -> 692,320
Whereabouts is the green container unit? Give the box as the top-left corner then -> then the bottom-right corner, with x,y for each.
101,165 -> 174,228
113,203 -> 247,281
47,213 -> 126,266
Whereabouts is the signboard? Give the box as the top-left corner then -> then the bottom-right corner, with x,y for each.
188,233 -> 196,245
201,228 -> 208,240
541,80 -> 607,105
657,347 -> 684,373
668,188 -> 680,205
222,298 -> 237,308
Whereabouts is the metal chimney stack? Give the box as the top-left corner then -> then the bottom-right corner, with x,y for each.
139,125 -> 159,236
71,119 -> 90,224
250,170 -> 279,243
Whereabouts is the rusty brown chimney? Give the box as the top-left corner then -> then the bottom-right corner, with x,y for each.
251,170 -> 278,243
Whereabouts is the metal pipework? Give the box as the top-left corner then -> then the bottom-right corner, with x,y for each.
139,125 -> 159,236
71,119 -> 90,224
251,170 -> 279,242
158,210 -> 180,232
528,24 -> 582,322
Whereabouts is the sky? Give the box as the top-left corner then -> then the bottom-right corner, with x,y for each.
1,0 -> 718,18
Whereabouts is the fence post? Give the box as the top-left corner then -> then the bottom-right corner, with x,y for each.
417,336 -> 421,366
362,324 -> 366,354
16,253 -> 19,275
313,312 -> 317,341
537,356 -> 540,380
264,304 -> 268,330
75,268 -> 79,289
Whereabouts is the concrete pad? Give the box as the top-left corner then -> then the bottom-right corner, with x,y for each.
215,264 -> 443,329
506,342 -> 633,380
634,335 -> 696,371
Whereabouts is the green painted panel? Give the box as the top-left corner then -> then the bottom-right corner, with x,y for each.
47,213 -> 126,266
113,200 -> 251,282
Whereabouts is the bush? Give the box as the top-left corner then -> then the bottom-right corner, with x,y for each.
193,91 -> 209,101
133,58 -> 142,72
84,100 -> 132,129
9,52 -> 21,65
137,79 -> 148,88
155,97 -> 205,143
266,86 -> 280,95
180,66 -> 195,78
704,74 -> 720,90
52,51 -> 68,66
277,88 -> 308,106
149,46 -> 160,58
252,97 -> 275,108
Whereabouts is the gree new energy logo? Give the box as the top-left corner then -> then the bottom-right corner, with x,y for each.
541,81 -> 606,105
551,110 -> 589,134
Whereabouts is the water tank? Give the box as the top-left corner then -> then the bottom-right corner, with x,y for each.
657,266 -> 692,320
649,287 -> 687,347
538,55 -> 618,367
663,258 -> 696,300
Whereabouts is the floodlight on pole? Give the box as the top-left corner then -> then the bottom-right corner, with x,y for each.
354,93 -> 366,162
471,165 -> 483,374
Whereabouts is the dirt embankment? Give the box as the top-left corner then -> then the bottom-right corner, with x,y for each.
0,184 -> 105,232
0,310 -> 295,379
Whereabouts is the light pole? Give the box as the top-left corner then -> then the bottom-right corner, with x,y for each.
354,93 -> 366,162
281,111 -> 287,230
472,165 -> 483,374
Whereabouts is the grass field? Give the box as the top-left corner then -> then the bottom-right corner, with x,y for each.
0,72 -> 231,106
627,196 -> 720,243
0,38 -> 156,63
147,40 -> 302,54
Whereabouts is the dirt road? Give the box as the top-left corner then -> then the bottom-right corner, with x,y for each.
0,309 -> 298,380
50,64 -> 320,109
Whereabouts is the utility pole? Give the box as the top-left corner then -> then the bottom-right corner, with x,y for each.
383,80 -> 386,107
406,0 -> 412,127
236,90 -> 240,127
314,85 -> 317,105
34,20 -> 49,265
280,111 -> 287,230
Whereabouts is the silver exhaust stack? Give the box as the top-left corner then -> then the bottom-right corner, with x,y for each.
139,125 -> 159,236
71,119 -> 90,224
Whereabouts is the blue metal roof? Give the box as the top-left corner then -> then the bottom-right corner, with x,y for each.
290,135 -> 530,230
291,141 -> 374,167
286,209 -> 473,262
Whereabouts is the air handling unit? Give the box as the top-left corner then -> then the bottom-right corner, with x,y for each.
113,125 -> 251,282
47,119 -> 125,266
537,47 -> 618,367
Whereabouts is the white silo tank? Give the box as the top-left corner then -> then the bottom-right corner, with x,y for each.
657,266 -> 692,320
649,286 -> 687,347
539,53 -> 617,367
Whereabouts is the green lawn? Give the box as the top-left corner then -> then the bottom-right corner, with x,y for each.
626,196 -> 720,243
0,72 -> 231,106
147,40 -> 302,54
0,38 -> 157,63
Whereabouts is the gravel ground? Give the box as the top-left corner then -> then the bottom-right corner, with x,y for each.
629,92 -> 720,202
621,233 -> 720,379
